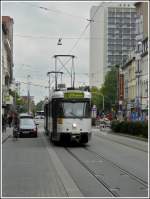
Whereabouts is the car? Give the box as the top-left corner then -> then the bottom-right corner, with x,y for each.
40,115 -> 44,119
14,117 -> 38,137
34,115 -> 41,119
35,115 -> 44,119
19,113 -> 34,119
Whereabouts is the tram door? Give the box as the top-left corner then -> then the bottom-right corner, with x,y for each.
52,100 -> 57,138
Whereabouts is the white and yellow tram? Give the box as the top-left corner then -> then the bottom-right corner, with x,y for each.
44,89 -> 92,144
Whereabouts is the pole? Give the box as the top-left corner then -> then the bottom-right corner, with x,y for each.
102,95 -> 104,111
48,74 -> 50,98
99,93 -> 104,111
27,75 -> 30,114
136,42 -> 142,120
137,59 -> 140,120
72,56 -> 75,88
15,85 -> 16,111
55,57 -> 57,90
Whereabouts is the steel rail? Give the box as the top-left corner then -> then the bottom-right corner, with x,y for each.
84,147 -> 148,187
65,147 -> 120,197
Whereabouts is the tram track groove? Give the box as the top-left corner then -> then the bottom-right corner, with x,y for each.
84,147 -> 148,187
65,147 -> 120,197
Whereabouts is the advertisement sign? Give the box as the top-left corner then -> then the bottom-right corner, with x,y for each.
119,74 -> 124,100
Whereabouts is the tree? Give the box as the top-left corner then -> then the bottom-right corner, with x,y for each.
91,87 -> 104,112
9,90 -> 28,113
35,100 -> 44,112
100,65 -> 118,111
91,65 -> 118,113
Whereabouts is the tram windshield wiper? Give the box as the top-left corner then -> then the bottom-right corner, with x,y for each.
68,112 -> 78,117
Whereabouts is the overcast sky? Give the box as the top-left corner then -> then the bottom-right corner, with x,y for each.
2,1 -> 101,103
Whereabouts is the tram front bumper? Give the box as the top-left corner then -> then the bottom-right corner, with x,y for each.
60,132 -> 92,142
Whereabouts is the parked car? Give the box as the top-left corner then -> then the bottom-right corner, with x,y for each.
34,115 -> 41,119
35,115 -> 44,119
19,113 -> 34,119
14,117 -> 38,137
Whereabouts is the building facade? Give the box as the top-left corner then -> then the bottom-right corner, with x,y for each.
135,1 -> 148,40
122,37 -> 148,118
89,2 -> 136,88
122,0 -> 148,119
139,37 -> 148,112
122,54 -> 136,111
2,16 -> 14,115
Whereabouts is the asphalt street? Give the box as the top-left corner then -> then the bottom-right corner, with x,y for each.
2,119 -> 148,197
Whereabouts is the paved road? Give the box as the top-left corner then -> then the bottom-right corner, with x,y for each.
2,119 -> 148,197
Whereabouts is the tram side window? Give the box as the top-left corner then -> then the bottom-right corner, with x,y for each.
49,102 -> 52,117
47,102 -> 52,117
85,102 -> 91,117
52,100 -> 63,117
52,100 -> 58,117
57,102 -> 63,117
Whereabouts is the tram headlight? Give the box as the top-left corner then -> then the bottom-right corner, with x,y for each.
72,123 -> 77,128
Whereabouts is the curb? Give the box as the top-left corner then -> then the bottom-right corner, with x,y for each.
108,131 -> 148,142
2,135 -> 11,144
92,127 -> 148,142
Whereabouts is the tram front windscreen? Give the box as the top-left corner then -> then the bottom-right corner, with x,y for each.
56,101 -> 91,118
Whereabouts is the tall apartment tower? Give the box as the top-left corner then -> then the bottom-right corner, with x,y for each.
89,2 -> 136,88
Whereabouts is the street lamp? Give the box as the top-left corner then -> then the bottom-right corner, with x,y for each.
57,38 -> 62,45
27,75 -> 31,114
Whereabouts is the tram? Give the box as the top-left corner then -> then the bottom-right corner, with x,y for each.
44,89 -> 92,144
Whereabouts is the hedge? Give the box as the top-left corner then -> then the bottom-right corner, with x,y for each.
111,120 -> 148,138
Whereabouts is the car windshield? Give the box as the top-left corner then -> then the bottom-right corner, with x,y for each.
57,101 -> 91,118
20,118 -> 35,127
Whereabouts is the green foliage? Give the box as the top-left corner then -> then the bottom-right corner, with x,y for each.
111,120 -> 121,132
91,65 -> 118,112
91,87 -> 104,111
101,66 -> 118,110
16,95 -> 28,113
111,121 -> 148,138
36,100 -> 44,112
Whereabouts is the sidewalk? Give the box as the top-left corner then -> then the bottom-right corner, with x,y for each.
2,127 -> 13,143
92,127 -> 148,152
92,126 -> 148,142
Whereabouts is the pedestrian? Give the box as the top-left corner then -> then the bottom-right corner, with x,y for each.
2,115 -> 6,133
13,112 -> 19,128
7,113 -> 13,128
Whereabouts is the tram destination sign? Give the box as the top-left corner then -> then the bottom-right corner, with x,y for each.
64,92 -> 84,99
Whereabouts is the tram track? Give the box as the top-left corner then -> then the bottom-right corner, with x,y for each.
64,145 -> 148,197
65,147 -> 120,197
84,147 -> 148,186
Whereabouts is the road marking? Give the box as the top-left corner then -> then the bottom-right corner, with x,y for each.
41,136 -> 83,197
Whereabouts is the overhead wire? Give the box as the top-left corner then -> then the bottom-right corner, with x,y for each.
28,3 -> 89,21
65,2 -> 105,55
53,2 -> 105,86
15,2 -> 106,92
18,81 -> 48,88
14,34 -> 105,40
